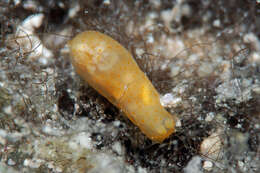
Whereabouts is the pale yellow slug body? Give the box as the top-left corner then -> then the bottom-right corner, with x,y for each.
68,31 -> 176,142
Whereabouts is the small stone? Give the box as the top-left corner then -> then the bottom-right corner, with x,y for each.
23,159 -> 43,168
103,0 -> 111,5
15,13 -> 53,63
7,159 -> 16,166
170,66 -> 181,77
205,112 -> 215,122
69,132 -> 93,150
243,32 -> 260,51
160,93 -> 181,107
200,129 -> 222,159
213,19 -> 221,27
175,118 -> 182,127
0,136 -> 6,145
112,142 -> 123,155
238,160 -> 244,167
3,106 -> 12,115
135,48 -> 145,58
68,2 -> 80,18
203,160 -> 213,171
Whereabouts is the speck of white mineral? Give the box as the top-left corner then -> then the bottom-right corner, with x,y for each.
15,13 -> 53,64
112,142 -> 124,155
139,12 -> 157,32
238,160 -> 245,171
161,0 -> 191,30
7,159 -> 16,166
135,48 -> 145,58
205,112 -> 215,122
0,136 -> 7,145
42,120 -> 64,136
146,34 -> 154,44
68,2 -> 80,18
20,13 -> 44,33
47,162 -> 63,173
200,129 -> 223,160
235,123 -> 242,128
113,120 -> 121,127
23,158 -> 44,169
202,160 -> 213,171
22,0 -> 39,11
161,9 -> 173,29
103,0 -> 111,5
219,60 -> 231,81
137,166 -> 148,173
0,82 -> 4,87
13,0 -> 21,6
213,19 -> 221,28
88,153 -> 126,173
172,80 -> 188,94
183,156 -> 202,173
170,65 -> 181,77
251,52 -> 260,64
69,132 -> 93,150
175,118 -> 182,127
243,32 -> 260,51
3,106 -> 12,115
160,93 -> 182,107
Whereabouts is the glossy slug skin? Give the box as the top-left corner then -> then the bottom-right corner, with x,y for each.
68,31 -> 176,142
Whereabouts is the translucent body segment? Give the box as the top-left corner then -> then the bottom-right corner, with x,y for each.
68,31 -> 176,142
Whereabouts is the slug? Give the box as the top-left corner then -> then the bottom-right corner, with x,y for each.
68,31 -> 176,142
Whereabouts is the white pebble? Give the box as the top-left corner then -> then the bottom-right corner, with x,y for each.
203,160 -> 213,171
137,166 -> 148,173
251,52 -> 260,64
88,153 -> 125,173
200,130 -> 222,159
7,159 -> 16,166
213,19 -> 221,27
69,132 -> 93,150
112,142 -> 124,155
3,106 -> 12,115
243,32 -> 260,51
20,13 -> 44,32
238,160 -> 244,167
175,118 -> 182,127
23,159 -> 43,168
160,93 -> 182,107
68,2 -> 80,18
113,120 -> 121,127
15,13 -> 53,62
0,136 -> 7,145
170,66 -> 181,77
103,0 -> 111,5
205,112 -> 215,122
